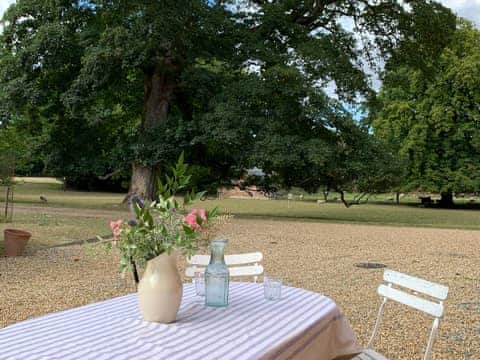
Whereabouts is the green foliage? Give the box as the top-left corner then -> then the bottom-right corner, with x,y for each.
0,0 -> 457,195
0,125 -> 25,188
371,21 -> 480,194
205,66 -> 401,196
0,0 -> 129,182
106,155 -> 217,274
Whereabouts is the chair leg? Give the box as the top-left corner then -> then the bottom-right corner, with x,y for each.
367,297 -> 388,348
423,318 -> 439,360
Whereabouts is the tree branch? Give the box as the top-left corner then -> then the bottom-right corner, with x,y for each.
98,169 -> 122,180
337,189 -> 351,208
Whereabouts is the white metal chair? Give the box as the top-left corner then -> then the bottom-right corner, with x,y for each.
185,252 -> 264,282
354,269 -> 449,360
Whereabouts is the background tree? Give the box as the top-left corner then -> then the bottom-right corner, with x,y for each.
0,0 -> 112,187
371,21 -> 480,206
204,0 -> 453,199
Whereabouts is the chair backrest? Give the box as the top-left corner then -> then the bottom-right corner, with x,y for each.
368,270 -> 449,360
185,252 -> 264,282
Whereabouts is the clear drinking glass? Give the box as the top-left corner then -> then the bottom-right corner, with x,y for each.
264,276 -> 282,301
194,270 -> 205,296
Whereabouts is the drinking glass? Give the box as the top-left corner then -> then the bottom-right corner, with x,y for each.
264,276 -> 282,301
194,271 -> 205,297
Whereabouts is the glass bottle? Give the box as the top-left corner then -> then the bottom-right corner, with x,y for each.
205,239 -> 229,307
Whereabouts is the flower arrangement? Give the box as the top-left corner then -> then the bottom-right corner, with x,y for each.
103,154 -> 217,278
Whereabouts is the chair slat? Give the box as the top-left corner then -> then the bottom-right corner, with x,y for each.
185,264 -> 264,278
187,252 -> 263,266
225,252 -> 263,265
378,284 -> 444,318
187,254 -> 210,266
229,264 -> 264,277
384,270 -> 448,300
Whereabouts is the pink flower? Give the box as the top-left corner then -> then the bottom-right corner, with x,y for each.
109,220 -> 124,240
184,209 -> 207,231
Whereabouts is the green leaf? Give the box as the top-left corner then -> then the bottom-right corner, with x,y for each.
133,201 -> 142,219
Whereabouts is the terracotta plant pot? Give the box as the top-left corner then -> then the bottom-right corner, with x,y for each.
3,229 -> 31,257
137,252 -> 183,323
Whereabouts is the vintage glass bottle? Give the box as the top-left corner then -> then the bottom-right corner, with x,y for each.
205,239 -> 230,307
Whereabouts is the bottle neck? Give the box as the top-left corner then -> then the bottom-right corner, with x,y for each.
210,244 -> 226,264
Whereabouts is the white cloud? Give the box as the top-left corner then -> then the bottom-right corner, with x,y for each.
438,0 -> 480,26
0,0 -> 15,19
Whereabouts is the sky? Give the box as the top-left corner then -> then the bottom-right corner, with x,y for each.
0,0 -> 13,19
441,0 -> 480,26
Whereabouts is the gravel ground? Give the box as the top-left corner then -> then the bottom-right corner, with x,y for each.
1,219 -> 479,359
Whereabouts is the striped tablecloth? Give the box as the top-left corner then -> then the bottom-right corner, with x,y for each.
0,282 -> 361,360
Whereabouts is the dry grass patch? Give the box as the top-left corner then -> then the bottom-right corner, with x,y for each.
1,219 -> 479,359
0,211 -> 115,252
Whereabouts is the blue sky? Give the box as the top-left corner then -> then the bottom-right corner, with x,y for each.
0,0 -> 13,19
441,0 -> 480,26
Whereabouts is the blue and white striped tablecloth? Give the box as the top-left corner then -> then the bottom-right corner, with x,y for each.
0,282 -> 361,360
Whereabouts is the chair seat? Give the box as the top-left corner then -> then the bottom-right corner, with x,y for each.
352,349 -> 388,360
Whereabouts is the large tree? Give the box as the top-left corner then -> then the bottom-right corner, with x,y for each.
371,21 -> 480,205
0,0 -> 114,186
63,1 -> 239,198
0,0 -> 456,199
204,62 -> 401,203
204,0 -> 454,197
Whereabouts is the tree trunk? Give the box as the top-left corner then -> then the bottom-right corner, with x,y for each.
127,66 -> 175,201
338,190 -> 351,208
4,186 -> 10,218
439,191 -> 454,207
128,163 -> 157,201
396,192 -> 400,205
323,188 -> 329,202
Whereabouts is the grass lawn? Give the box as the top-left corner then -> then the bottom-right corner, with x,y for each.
10,181 -> 126,210
0,211 -> 111,253
201,198 -> 480,229
4,178 -> 480,231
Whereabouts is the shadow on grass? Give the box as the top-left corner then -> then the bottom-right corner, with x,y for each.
302,198 -> 480,211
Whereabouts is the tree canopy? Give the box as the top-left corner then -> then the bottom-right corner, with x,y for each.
371,20 -> 480,204
0,0 -> 457,199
